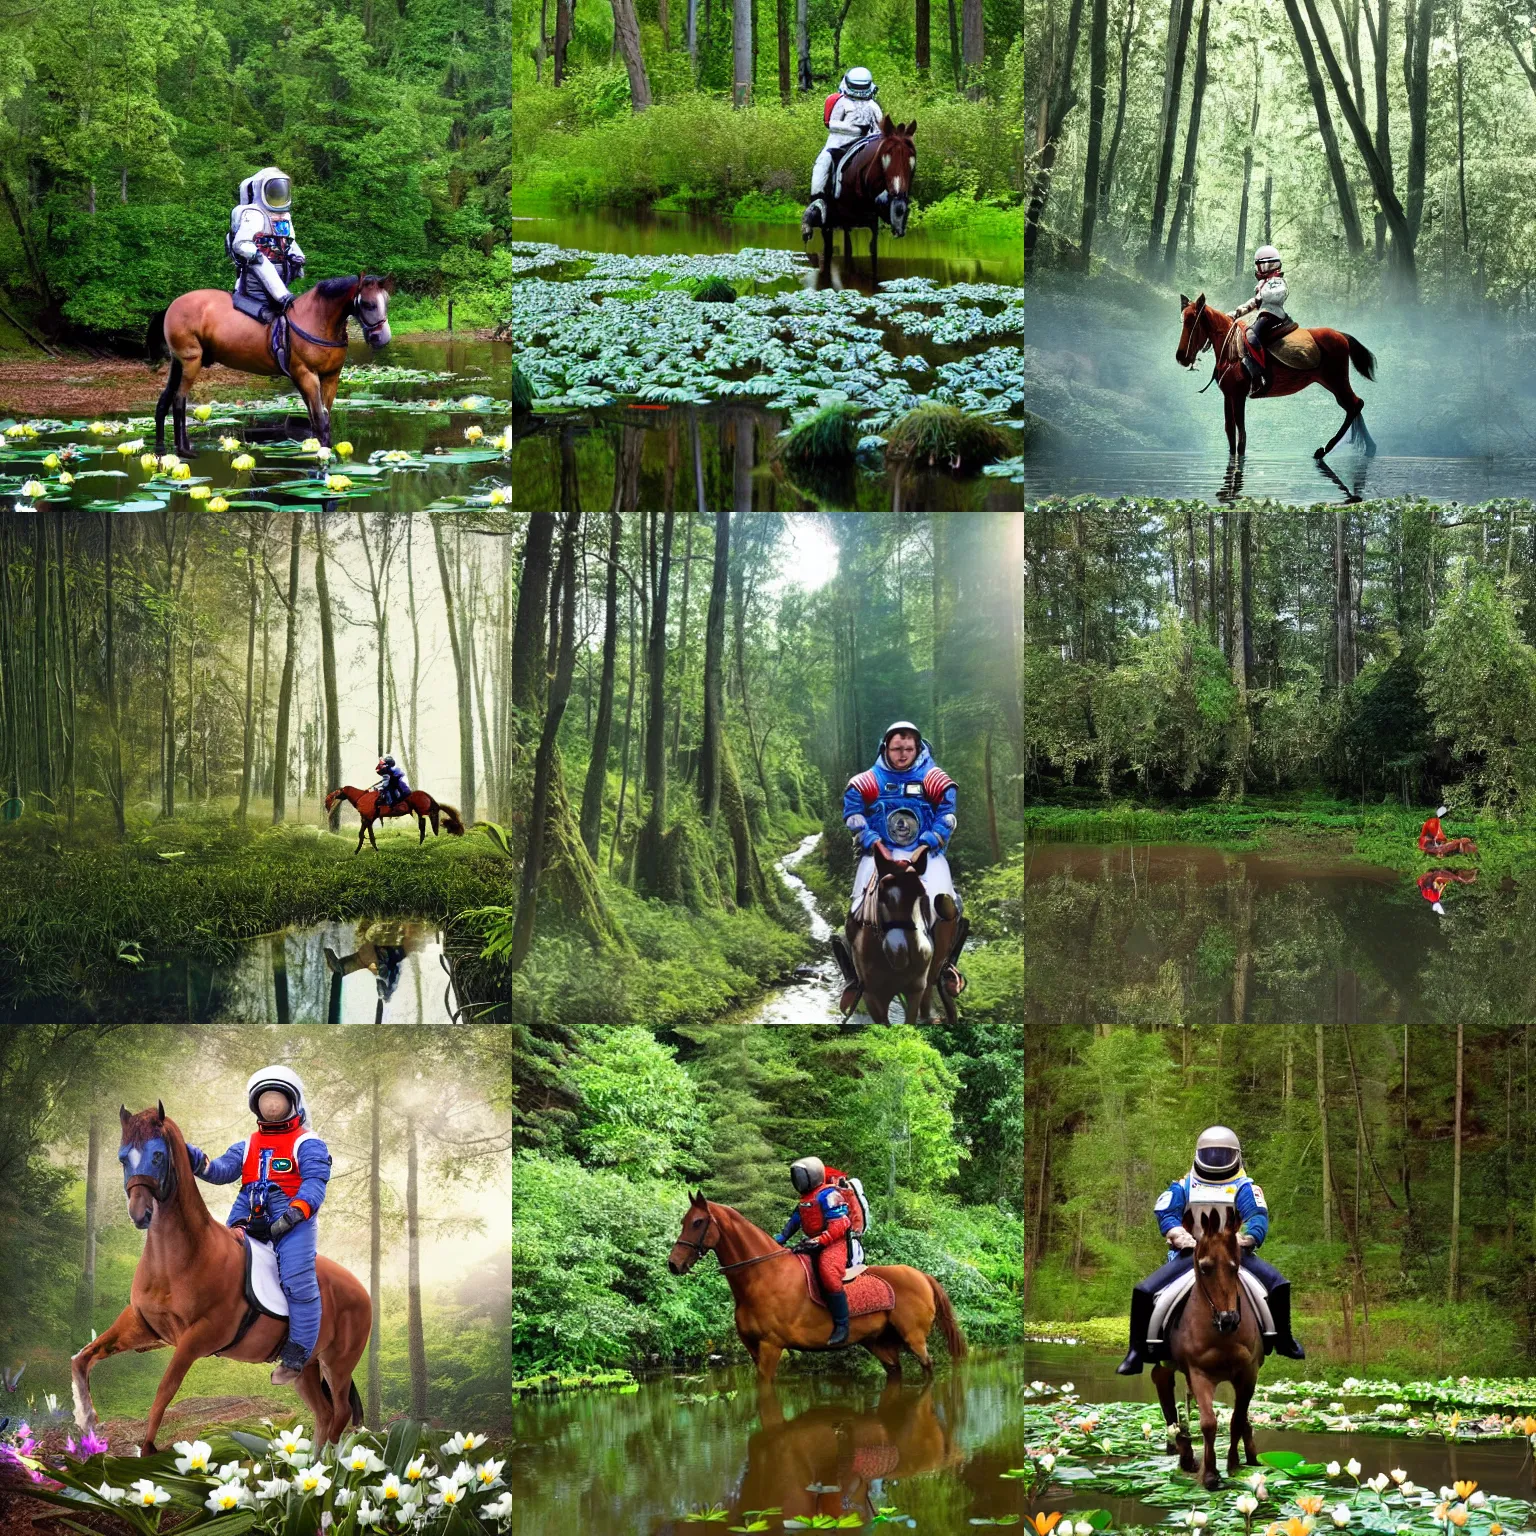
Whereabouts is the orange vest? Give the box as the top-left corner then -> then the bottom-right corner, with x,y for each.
241,1117 -> 317,1201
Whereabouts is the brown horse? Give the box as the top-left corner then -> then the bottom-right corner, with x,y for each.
1152,1207 -> 1263,1490
324,785 -> 465,852
71,1104 -> 372,1455
846,843 -> 957,1026
1175,292 -> 1377,459
1423,836 -> 1479,858
151,275 -> 395,455
804,115 -> 918,272
667,1194 -> 965,1383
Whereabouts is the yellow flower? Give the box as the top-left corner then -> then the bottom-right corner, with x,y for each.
335,440 -> 354,458
43,453 -> 59,470
218,436 -> 242,452
20,480 -> 45,498
1028,1516 -> 1063,1536
159,453 -> 180,471
188,485 -> 211,500
324,474 -> 353,491
231,454 -> 255,471
488,487 -> 508,506
192,404 -> 213,421
1295,1498 -> 1326,1517
1453,1484 -> 1477,1501
88,420 -> 107,434
58,471 -> 74,486
207,496 -> 230,512
301,437 -> 321,452
1448,1509 -> 1468,1529
140,453 -> 159,471
464,424 -> 483,441
170,463 -> 191,480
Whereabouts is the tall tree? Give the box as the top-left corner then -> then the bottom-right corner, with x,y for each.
612,0 -> 654,108
271,515 -> 302,824
916,0 -> 931,75
699,512 -> 730,822
1448,1019 -> 1464,1301
1024,0 -> 1087,260
405,1110 -> 428,1418
433,518 -> 477,824
1078,0 -> 1109,267
635,511 -> 677,896
313,516 -> 343,832
1234,63 -> 1261,277
580,512 -> 622,859
1144,0 -> 1194,264
961,0 -> 986,92
733,0 -> 753,104
1162,0 -> 1210,273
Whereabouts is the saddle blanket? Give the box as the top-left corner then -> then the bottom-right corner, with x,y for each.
247,1236 -> 289,1317
832,134 -> 878,199
1148,1265 -> 1272,1351
1229,319 -> 1321,370
795,1252 -> 895,1317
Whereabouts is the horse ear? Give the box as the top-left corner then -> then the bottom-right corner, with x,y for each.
383,276 -> 397,294
881,112 -> 894,133
910,845 -> 929,875
1194,292 -> 1207,313
156,1100 -> 166,1122
1181,1206 -> 1195,1231
120,1104 -> 131,1128
1180,293 -> 1190,308
906,119 -> 917,137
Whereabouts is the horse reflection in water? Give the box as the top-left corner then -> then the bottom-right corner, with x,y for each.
322,918 -> 438,1023
659,1381 -> 962,1532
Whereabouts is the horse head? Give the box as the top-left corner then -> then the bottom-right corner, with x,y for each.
1176,292 -> 1210,369
314,275 -> 395,349
668,1191 -> 718,1276
118,1102 -> 181,1231
877,116 -> 917,237
872,842 -> 933,969
1189,1206 -> 1243,1332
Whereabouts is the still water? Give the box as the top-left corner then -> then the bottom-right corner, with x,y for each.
510,1351 -> 1029,1533
1024,842 -> 1536,1025
5,916 -> 460,1024
1019,448 -> 1536,506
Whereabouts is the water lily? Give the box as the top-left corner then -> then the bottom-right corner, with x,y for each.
255,1476 -> 291,1502
1330,1507 -> 1351,1528
1074,1523 -> 1094,1536
117,438 -> 144,453
231,453 -> 256,471
343,1445 -> 386,1475
1467,1493 -> 1487,1508
170,462 -> 191,479
1365,1475 -> 1389,1494
1037,1452 -> 1056,1471
294,1467 -> 332,1496
1390,1471 -> 1407,1485
19,480 -> 45,498
404,1453 -> 433,1483
488,486 -> 508,505
174,1439 -> 213,1473
1327,1463 -> 1341,1477
464,425 -> 483,441
1345,1460 -> 1360,1479
218,436 -> 242,452
58,471 -> 74,485
140,453 -> 158,471
188,484 -> 210,499
473,1457 -> 506,1488
94,1483 -> 127,1504
88,421 -> 108,434
429,1473 -> 469,1507
1454,1483 -> 1477,1500
1187,1512 -> 1208,1528
335,440 -> 354,458
207,495 -> 229,512
301,437 -> 321,452
192,404 -> 213,421
1028,1516 -> 1063,1536
324,473 -> 353,491
374,1473 -> 406,1503
486,1490 -> 512,1527
158,453 -> 180,471
1401,1483 -> 1420,1497
1296,1497 -> 1327,1518
1448,1508 -> 1468,1528
205,1482 -> 249,1511
128,1478 -> 170,1508
42,454 -> 59,470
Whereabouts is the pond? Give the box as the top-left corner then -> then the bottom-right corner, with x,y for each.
1017,1346 -> 1536,1525
1024,842 -> 1536,1025
509,1349 -> 1030,1533
3,916 -> 461,1024
510,237 -> 1025,511
1,335 -> 510,518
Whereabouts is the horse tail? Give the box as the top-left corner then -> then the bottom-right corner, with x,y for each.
146,308 -> 168,365
926,1274 -> 967,1359
437,801 -> 465,836
1345,333 -> 1377,382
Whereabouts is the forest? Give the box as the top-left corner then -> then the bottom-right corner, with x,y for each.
0,1023 -> 511,1430
0,0 -> 512,349
511,0 -> 1025,218
1026,1024 -> 1536,1377
1025,504 -> 1536,817
0,511 -> 521,1016
509,510 -> 1024,1374
1022,0 -> 1536,304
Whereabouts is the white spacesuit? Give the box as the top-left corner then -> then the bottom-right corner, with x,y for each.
228,167 -> 306,319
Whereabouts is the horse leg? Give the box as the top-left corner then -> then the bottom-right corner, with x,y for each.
354,818 -> 367,854
1231,1374 -> 1258,1470
292,361 -> 328,454
141,1330 -> 223,1454
293,1359 -> 335,1445
418,815 -> 427,844
1190,1369 -> 1221,1489
368,821 -> 378,850
318,369 -> 341,449
170,350 -> 203,458
1152,1363 -> 1195,1471
71,1303 -> 163,1436
1223,391 -> 1237,456
1236,393 -> 1248,456
756,1341 -> 783,1381
1317,373 -> 1365,459
868,1330 -> 904,1383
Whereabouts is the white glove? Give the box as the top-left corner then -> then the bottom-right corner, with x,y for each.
1168,1227 -> 1196,1252
1237,1232 -> 1257,1252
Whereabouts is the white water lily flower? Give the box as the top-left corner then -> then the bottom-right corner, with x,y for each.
294,1467 -> 332,1496
374,1474 -> 406,1503
301,437 -> 322,452
344,1445 -> 386,1474
1236,1496 -> 1259,1515
274,1426 -> 312,1457
19,480 -> 46,498
94,1483 -> 127,1504
1346,1459 -> 1361,1478
1468,1494 -> 1487,1508
1061,1382 -> 1075,1392
1188,1512 -> 1209,1528
439,1431 -> 488,1456
128,1479 -> 170,1508
404,1453 -> 433,1482
1391,1470 -> 1407,1484
486,1490 -> 512,1528
1401,1483 -> 1420,1497
1074,1523 -> 1094,1536
449,1460 -> 476,1487
1331,1506 -> 1351,1527
256,1477 -> 292,1502
473,1458 -> 506,1488
173,1438 -> 213,1474
1038,1453 -> 1056,1471
205,1482 -> 249,1512
1366,1475 -> 1390,1493
428,1474 -> 469,1507
1327,1462 -> 1342,1477
356,1501 -> 383,1528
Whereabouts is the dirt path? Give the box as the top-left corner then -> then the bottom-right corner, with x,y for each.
0,357 -> 235,418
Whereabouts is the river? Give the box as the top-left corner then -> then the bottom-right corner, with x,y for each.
510,1348 -> 1031,1533
1024,841 -> 1536,1025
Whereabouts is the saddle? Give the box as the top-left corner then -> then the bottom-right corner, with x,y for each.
213,1234 -> 290,1362
794,1251 -> 895,1318
230,287 -> 293,378
1229,316 -> 1321,370
1147,1265 -> 1274,1360
831,133 -> 878,199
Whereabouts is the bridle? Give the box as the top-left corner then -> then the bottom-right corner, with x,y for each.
1192,1238 -> 1241,1329
673,1206 -> 795,1273
121,1130 -> 178,1216
285,278 -> 389,350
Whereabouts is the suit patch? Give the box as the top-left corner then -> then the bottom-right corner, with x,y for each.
271,1157 -> 295,1173
1154,1190 -> 1173,1211
903,782 -> 923,796
1250,1184 -> 1267,1209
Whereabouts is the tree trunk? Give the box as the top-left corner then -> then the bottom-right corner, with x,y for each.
1240,509 -> 1255,686
1145,0 -> 1194,263
635,511 -> 677,895
237,535 -> 257,825
1235,64 -> 1260,276
796,0 -> 810,88
102,514 -> 124,836
1335,510 -> 1355,687
699,511 -> 730,823
1316,1022 -> 1333,1243
405,1112 -> 428,1419
433,519 -> 477,823
961,0 -> 985,92
777,0 -> 791,98
1078,0 -> 1108,267
916,0 -> 930,76
367,1067 -> 383,1426
313,516 -> 343,832
1448,1019 -> 1464,1301
1099,0 -> 1135,208
271,516 -> 302,825
581,512 -> 622,859
1024,0 -> 1086,261
611,0 -> 654,107
554,0 -> 573,82
611,580 -> 639,875
733,0 -> 753,105
77,1112 -> 100,1334
1163,0 -> 1210,273
946,0 -> 962,87
671,512 -> 697,760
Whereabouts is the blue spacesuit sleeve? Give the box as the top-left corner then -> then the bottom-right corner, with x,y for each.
919,776 -> 957,850
193,1141 -> 247,1184
843,779 -> 879,849
776,1209 -> 803,1244
1235,1179 -> 1269,1245
1155,1176 -> 1189,1237
293,1137 -> 332,1217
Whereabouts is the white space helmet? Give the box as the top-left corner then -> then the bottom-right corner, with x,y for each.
239,167 -> 293,215
841,67 -> 877,98
790,1156 -> 826,1194
1193,1125 -> 1242,1181
246,1064 -> 308,1124
1254,244 -> 1282,276
880,720 -> 924,757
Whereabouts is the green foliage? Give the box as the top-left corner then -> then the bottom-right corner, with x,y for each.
690,276 -> 739,303
570,1025 -> 708,1178
885,403 -> 1017,473
783,402 -> 863,471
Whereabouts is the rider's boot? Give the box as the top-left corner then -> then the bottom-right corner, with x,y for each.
1266,1282 -> 1306,1359
804,195 -> 828,232
270,1339 -> 310,1386
1243,351 -> 1267,397
1116,1286 -> 1156,1375
825,1290 -> 852,1348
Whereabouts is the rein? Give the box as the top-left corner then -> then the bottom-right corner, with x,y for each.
675,1210 -> 795,1273
286,281 -> 387,350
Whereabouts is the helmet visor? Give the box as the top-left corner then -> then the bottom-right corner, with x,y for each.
1195,1145 -> 1241,1179
262,176 -> 292,210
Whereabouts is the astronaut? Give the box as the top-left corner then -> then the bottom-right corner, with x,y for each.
228,167 -> 306,322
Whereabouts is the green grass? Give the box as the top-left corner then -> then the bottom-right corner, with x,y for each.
0,803 -> 514,1010
885,402 -> 1018,473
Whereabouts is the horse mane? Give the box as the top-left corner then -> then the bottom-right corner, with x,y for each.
314,275 -> 362,299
